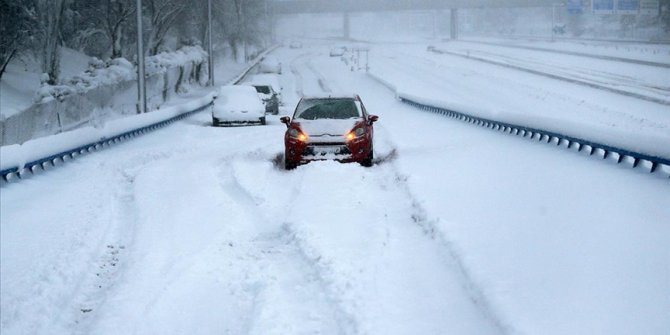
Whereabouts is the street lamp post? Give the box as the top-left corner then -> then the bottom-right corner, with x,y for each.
551,3 -> 564,42
136,0 -> 147,113
207,0 -> 214,86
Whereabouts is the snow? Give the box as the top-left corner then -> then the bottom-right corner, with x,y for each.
0,48 -> 266,173
463,37 -> 670,65
212,85 -> 265,121
1,48 -> 93,118
34,46 -> 207,104
297,119 -> 359,140
0,92 -> 215,173
2,42 -> 669,335
258,56 -> 282,74
245,73 -> 283,95
145,46 -> 208,73
366,43 -> 670,159
429,41 -> 669,103
34,58 -> 135,104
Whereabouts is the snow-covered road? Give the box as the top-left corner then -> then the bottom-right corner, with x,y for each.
2,44 -> 669,335
429,41 -> 670,104
368,43 -> 670,159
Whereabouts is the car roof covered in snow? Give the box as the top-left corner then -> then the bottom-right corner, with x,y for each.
246,74 -> 281,89
300,92 -> 359,100
216,85 -> 264,109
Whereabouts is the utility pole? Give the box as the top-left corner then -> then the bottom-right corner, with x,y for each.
208,0 -> 214,86
450,8 -> 458,40
551,3 -> 564,42
552,4 -> 556,42
136,0 -> 147,113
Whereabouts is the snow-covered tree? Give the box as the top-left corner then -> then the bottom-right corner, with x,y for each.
103,0 -> 136,58
0,1 -> 36,79
661,0 -> 670,32
145,0 -> 186,55
36,0 -> 68,85
214,0 -> 266,61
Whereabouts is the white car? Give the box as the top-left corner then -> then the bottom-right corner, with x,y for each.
246,74 -> 283,114
212,85 -> 266,126
258,56 -> 282,74
289,41 -> 303,49
329,46 -> 346,57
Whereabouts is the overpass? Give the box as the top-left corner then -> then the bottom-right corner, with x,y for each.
269,0 -> 565,39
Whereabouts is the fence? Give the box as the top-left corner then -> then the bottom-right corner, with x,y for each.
0,59 -> 205,146
0,45 -> 278,184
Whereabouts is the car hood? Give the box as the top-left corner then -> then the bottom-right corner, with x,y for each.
296,119 -> 360,141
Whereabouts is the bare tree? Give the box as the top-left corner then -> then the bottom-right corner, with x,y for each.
104,0 -> 136,58
145,0 -> 186,55
662,0 -> 670,32
36,0 -> 68,85
0,1 -> 36,79
217,0 -> 265,61
174,0 -> 208,47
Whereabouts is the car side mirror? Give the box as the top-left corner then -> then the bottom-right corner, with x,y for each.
368,115 -> 379,125
280,116 -> 291,128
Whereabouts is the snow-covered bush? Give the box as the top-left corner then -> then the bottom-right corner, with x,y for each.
34,57 -> 134,103
145,45 -> 207,75
5,46 -> 208,146
33,46 -> 207,103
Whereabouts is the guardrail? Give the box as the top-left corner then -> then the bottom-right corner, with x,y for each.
1,46 -> 279,185
0,103 -> 212,184
399,97 -> 670,179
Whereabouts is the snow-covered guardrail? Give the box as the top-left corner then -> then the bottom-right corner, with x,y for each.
399,97 -> 670,179
1,46 -> 279,184
0,96 -> 214,183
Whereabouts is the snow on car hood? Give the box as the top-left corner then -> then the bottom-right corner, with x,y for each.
296,118 -> 360,139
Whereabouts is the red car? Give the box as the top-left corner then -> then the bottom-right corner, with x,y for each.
281,94 -> 379,169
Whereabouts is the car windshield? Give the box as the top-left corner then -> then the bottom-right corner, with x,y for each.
294,98 -> 361,120
254,85 -> 271,94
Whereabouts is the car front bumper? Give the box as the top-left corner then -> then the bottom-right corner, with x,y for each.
285,139 -> 371,165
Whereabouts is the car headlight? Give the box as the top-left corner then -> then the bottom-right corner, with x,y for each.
347,127 -> 366,141
289,128 -> 308,142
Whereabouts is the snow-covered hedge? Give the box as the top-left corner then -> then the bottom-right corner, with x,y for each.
35,46 -> 207,104
0,45 -> 278,180
145,46 -> 207,75
1,46 -> 208,146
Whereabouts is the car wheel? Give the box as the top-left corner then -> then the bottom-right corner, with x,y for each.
212,117 -> 219,127
260,116 -> 266,125
285,159 -> 296,170
360,149 -> 374,167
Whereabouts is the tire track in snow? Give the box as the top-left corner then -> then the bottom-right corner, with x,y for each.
215,158 -> 355,335
280,162 -> 501,334
307,59 -> 333,93
390,168 -> 513,335
67,152 -> 176,334
303,51 -> 512,334
69,172 -> 136,334
289,52 -> 335,97
366,118 -> 510,333
289,53 -> 310,98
